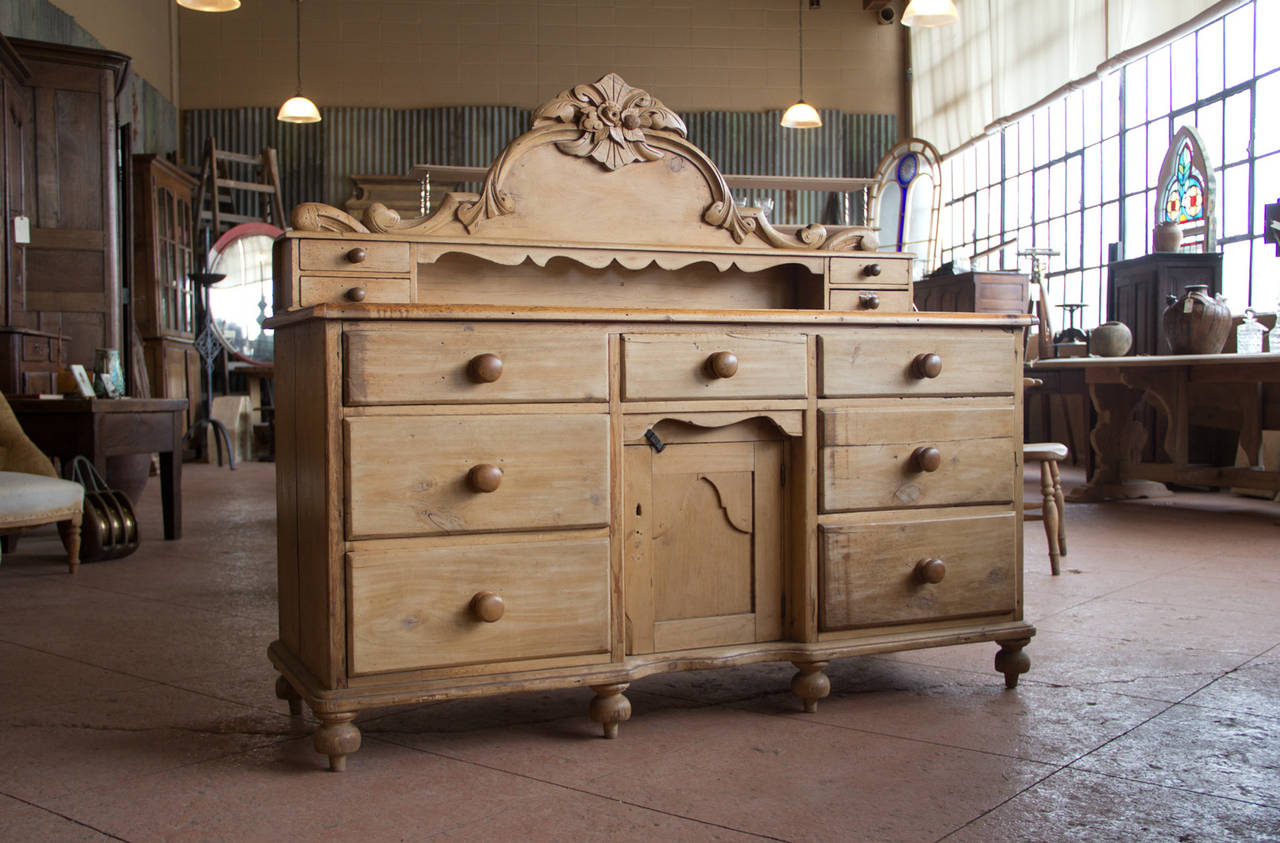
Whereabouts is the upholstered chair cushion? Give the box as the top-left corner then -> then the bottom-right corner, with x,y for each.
0,471 -> 83,526
0,395 -> 56,477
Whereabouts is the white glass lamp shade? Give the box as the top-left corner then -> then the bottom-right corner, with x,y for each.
277,95 -> 321,123
780,101 -> 822,129
901,0 -> 959,27
176,0 -> 241,11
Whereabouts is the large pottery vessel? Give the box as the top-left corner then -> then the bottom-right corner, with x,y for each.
1161,284 -> 1230,354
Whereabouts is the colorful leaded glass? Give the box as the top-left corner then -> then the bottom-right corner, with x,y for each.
1154,126 -> 1216,252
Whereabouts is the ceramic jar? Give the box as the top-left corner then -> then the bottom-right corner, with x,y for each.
1161,284 -> 1231,354
1153,220 -> 1183,252
1089,321 -> 1133,357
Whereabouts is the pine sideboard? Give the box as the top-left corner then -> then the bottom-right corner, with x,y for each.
268,75 -> 1034,771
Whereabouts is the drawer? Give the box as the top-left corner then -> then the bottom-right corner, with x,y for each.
829,289 -> 913,313
21,336 -> 54,363
298,239 -> 411,273
300,275 -> 411,306
819,509 -> 1016,631
346,413 -> 609,539
829,257 -> 910,287
622,332 -> 807,401
345,324 -> 608,405
819,327 -> 1014,397
819,405 -> 1016,512
347,537 -> 610,674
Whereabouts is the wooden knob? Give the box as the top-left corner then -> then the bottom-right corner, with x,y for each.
862,263 -> 882,277
858,291 -> 881,310
467,353 -> 503,383
470,591 -> 504,622
911,353 -> 943,379
915,558 -> 946,584
468,463 -> 503,493
346,247 -> 367,263
911,446 -> 941,472
706,351 -> 739,379
345,287 -> 366,302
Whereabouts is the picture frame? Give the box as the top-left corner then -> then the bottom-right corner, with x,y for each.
69,364 -> 96,398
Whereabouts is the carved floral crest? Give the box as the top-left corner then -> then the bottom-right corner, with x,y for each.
532,73 -> 687,171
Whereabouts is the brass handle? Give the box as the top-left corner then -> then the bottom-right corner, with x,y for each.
345,287 -> 366,302
467,353 -> 503,383
911,352 -> 943,379
468,463 -> 503,493
346,247 -> 368,263
470,591 -> 505,622
862,263 -> 882,277
915,558 -> 946,584
706,351 -> 739,379
911,446 -> 941,472
858,291 -> 881,310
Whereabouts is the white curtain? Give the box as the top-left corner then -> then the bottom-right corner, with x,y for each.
912,0 -> 1229,154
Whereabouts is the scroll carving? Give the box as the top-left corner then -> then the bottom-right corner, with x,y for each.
292,202 -> 369,234
291,74 -> 878,252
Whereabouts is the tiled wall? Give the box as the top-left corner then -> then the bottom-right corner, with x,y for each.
178,0 -> 906,121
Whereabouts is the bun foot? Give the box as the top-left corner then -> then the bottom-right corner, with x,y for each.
314,713 -> 360,771
995,638 -> 1032,688
588,683 -> 631,739
275,675 -> 303,717
791,661 -> 830,713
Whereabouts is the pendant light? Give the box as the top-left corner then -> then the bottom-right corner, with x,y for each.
277,0 -> 321,123
177,0 -> 241,10
780,0 -> 821,129
901,0 -> 959,28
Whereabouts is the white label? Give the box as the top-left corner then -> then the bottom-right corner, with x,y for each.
11,215 -> 29,244
1184,296 -> 1194,314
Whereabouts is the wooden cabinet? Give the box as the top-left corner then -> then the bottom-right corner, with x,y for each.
914,271 -> 1030,315
0,327 -> 64,394
268,74 -> 1033,772
1107,253 -> 1222,356
9,39 -> 129,370
132,155 -> 200,426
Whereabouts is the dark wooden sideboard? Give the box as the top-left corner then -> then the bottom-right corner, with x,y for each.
1106,253 -> 1222,356
914,271 -> 1029,315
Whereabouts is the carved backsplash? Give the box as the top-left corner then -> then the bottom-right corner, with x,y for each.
182,104 -> 895,229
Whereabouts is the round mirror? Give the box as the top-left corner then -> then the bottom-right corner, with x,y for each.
207,223 -> 282,363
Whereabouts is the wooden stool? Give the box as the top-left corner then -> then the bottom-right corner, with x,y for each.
1024,442 -> 1068,575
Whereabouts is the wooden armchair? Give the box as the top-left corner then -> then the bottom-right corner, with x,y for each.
0,393 -> 82,573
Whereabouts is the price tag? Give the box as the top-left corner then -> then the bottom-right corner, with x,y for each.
11,215 -> 29,244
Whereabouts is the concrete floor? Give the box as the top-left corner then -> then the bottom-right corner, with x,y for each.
0,462 -> 1277,841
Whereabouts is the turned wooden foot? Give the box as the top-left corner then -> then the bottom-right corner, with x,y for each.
995,639 -> 1032,689
275,674 -> 303,716
790,661 -> 830,713
58,514 -> 82,574
588,683 -> 631,739
314,713 -> 360,771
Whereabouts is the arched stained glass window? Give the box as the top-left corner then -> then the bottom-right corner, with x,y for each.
867,138 -> 943,277
1154,125 -> 1217,252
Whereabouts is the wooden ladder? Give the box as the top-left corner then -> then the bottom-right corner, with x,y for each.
192,137 -> 286,241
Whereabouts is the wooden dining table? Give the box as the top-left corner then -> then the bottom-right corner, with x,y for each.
1028,353 -> 1280,502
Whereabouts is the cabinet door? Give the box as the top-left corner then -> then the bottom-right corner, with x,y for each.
624,433 -> 785,654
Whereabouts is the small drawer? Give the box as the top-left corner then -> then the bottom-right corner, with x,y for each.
298,239 -> 411,273
347,537 -> 610,674
345,324 -> 607,405
819,327 -> 1014,397
622,332 -> 807,401
345,413 -> 609,539
21,336 -> 53,362
300,275 -> 411,305
829,289 -> 912,313
829,257 -> 910,287
819,406 -> 1016,512
819,508 -> 1016,631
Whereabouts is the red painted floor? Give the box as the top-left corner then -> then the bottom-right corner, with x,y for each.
0,462 -> 1276,840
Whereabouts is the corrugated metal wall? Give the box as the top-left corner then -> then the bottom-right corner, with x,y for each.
181,106 -> 896,226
